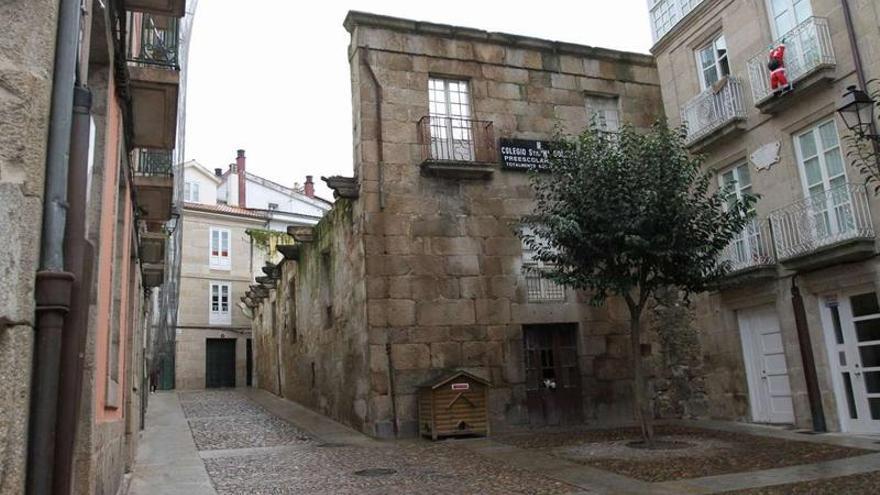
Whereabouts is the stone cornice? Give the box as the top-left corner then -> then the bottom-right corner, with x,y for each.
344,10 -> 656,67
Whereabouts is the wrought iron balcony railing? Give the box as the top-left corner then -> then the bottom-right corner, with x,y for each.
681,76 -> 747,145
650,0 -> 708,42
718,217 -> 776,273
746,17 -> 835,105
135,149 -> 174,177
128,13 -> 180,68
418,116 -> 496,164
769,183 -> 874,261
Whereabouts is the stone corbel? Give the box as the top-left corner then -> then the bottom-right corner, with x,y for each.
321,175 -> 359,199
276,244 -> 301,261
287,226 -> 314,243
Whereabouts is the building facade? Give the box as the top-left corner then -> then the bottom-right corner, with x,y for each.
649,0 -> 880,434
176,152 -> 330,390
0,0 -> 192,493
248,11 -> 666,439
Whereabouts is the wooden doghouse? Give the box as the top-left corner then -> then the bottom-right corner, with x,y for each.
418,370 -> 490,440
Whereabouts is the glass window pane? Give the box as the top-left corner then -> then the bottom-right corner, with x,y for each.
703,66 -> 719,86
803,157 -> 822,186
824,149 -> 844,178
736,164 -> 751,187
851,293 -> 880,317
859,344 -> 880,367
831,305 -> 845,345
865,371 -> 880,394
843,372 -> 859,419
799,131 -> 818,158
793,0 -> 812,24
700,47 -> 715,69
855,319 -> 880,342
818,122 -> 840,150
870,398 -> 880,420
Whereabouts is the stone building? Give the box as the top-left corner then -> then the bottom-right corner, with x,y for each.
0,0 -> 193,493
248,11 -> 664,438
648,0 -> 880,434
176,152 -> 330,390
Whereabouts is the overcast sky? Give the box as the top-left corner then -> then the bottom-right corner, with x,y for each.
184,1 -> 653,198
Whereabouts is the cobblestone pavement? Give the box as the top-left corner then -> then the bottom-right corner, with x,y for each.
181,390 -> 577,494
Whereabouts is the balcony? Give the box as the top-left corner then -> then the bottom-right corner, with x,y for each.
142,263 -> 165,288
417,116 -> 496,179
140,231 -> 167,264
650,0 -> 709,43
681,76 -> 748,150
716,218 -> 777,287
127,13 -> 180,150
133,149 -> 174,224
125,0 -> 186,18
746,17 -> 836,113
769,183 -> 875,272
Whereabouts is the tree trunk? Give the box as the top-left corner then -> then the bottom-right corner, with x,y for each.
630,308 -> 655,446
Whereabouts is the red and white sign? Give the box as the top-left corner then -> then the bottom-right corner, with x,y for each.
451,383 -> 470,391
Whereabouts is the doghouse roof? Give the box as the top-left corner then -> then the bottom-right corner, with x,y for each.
419,370 -> 490,390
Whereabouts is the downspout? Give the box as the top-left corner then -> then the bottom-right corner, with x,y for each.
53,87 -> 94,495
362,47 -> 396,436
27,0 -> 82,492
790,276 -> 827,432
361,47 -> 385,210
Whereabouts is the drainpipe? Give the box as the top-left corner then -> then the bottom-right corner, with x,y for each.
27,0 -> 82,492
361,47 -> 385,210
790,276 -> 827,432
385,343 -> 399,437
53,87 -> 94,495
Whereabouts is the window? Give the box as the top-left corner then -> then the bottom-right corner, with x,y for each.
793,120 -> 853,237
586,95 -> 620,132
268,202 -> 279,211
521,228 -> 565,302
209,282 -> 231,325
209,227 -> 231,269
768,0 -> 812,38
184,180 -> 200,202
428,77 -> 474,161
720,163 -> 766,266
696,34 -> 730,89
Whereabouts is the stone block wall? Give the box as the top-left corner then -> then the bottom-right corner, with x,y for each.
253,200 -> 371,432
0,0 -> 58,491
347,13 -> 664,436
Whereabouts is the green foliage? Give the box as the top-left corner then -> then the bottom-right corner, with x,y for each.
246,228 -> 293,251
519,121 -> 757,309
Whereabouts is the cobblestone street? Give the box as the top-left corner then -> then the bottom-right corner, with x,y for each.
129,389 -> 880,495
133,390 -> 576,495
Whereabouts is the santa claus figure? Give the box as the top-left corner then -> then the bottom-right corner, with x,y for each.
767,42 -> 790,93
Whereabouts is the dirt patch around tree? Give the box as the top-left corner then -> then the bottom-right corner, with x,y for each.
495,425 -> 870,482
719,471 -> 880,494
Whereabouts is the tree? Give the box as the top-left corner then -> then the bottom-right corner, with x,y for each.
519,122 -> 755,445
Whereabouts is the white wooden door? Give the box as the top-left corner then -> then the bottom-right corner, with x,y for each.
739,305 -> 796,423
824,292 -> 880,433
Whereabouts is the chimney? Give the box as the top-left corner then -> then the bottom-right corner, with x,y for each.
227,163 -> 239,206
236,149 -> 246,208
304,175 -> 315,198
214,168 -> 222,177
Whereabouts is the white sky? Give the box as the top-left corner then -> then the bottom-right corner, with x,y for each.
184,0 -> 653,198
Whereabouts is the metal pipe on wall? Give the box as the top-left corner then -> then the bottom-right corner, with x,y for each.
53,86 -> 94,495
27,0 -> 83,491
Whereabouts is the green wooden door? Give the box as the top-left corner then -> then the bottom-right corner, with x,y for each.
206,338 -> 236,388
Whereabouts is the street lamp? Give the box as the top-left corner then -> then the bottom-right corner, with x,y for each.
837,85 -> 877,138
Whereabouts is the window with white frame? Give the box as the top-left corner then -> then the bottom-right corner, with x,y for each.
521,228 -> 565,302
586,95 -> 620,132
209,282 -> 231,325
696,34 -> 730,89
209,227 -> 231,269
428,77 -> 474,161
768,0 -> 812,39
793,120 -> 853,237
719,163 -> 764,265
184,180 -> 200,203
